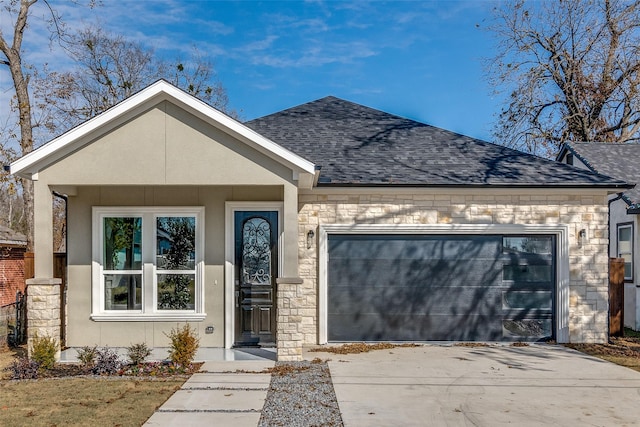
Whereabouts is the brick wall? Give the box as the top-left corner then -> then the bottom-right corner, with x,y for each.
297,192 -> 610,344
0,247 -> 27,307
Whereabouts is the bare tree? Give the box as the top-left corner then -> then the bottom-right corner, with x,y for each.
488,0 -> 640,156
41,26 -> 235,130
1,5 -> 233,247
0,0 -> 39,249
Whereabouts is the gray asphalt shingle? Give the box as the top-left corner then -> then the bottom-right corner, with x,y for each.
246,96 -> 629,188
561,142 -> 640,207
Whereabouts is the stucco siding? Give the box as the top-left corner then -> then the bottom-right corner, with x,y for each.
38,101 -> 294,186
64,185 -> 284,348
298,190 -> 611,344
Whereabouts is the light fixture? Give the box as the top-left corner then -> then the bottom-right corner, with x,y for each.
578,229 -> 586,247
307,229 -> 315,249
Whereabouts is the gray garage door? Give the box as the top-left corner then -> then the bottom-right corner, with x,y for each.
328,234 -> 555,342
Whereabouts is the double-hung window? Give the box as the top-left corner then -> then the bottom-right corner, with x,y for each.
617,223 -> 634,282
92,207 -> 205,320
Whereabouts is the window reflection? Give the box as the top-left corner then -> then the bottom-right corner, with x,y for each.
503,237 -> 552,255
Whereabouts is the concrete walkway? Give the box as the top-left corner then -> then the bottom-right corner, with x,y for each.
141,344 -> 640,426
317,344 -> 640,427
144,360 -> 274,427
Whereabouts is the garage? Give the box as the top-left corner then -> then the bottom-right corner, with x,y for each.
327,234 -> 555,342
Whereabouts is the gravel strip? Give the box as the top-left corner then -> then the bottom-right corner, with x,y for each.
258,360 -> 343,427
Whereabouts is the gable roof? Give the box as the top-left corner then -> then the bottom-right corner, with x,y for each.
247,96 -> 631,189
557,142 -> 640,211
10,80 -> 315,185
0,224 -> 27,247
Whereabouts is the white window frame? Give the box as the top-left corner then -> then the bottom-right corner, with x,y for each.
617,222 -> 634,282
91,206 -> 205,321
318,223 -> 570,344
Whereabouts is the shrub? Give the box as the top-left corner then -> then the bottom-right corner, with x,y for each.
127,342 -> 152,365
9,357 -> 40,380
92,347 -> 122,375
30,333 -> 57,370
166,323 -> 200,367
76,345 -> 98,367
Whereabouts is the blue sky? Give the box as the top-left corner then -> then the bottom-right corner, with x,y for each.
1,0 -> 502,142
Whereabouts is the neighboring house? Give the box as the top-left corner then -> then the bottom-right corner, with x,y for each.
557,143 -> 640,330
10,81 -> 632,360
0,225 -> 28,306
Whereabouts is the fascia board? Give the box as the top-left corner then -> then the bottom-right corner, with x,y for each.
10,80 -> 315,179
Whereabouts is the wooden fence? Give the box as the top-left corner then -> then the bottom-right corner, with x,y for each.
609,258 -> 625,337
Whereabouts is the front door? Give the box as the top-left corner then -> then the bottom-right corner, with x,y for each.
234,211 -> 278,347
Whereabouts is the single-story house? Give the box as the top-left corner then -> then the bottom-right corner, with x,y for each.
557,143 -> 640,330
10,80 -> 632,359
0,224 -> 28,307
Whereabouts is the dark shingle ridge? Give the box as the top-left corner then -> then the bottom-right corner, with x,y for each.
247,97 -> 631,188
563,142 -> 640,207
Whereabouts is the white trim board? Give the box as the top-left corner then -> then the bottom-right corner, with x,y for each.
318,223 -> 570,344
224,202 -> 284,349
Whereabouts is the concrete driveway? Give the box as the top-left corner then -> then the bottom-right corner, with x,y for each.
317,344 -> 640,426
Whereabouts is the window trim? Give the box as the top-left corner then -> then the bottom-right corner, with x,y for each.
617,222 -> 634,283
91,206 -> 205,321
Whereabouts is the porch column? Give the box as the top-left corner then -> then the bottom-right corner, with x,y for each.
26,278 -> 61,360
276,184 -> 303,361
27,181 -> 60,360
33,180 -> 54,278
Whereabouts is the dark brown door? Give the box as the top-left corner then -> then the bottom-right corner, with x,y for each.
234,211 -> 277,347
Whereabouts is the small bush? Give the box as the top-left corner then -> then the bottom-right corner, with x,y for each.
127,342 -> 152,365
92,347 -> 122,375
9,357 -> 40,380
30,333 -> 57,370
166,323 -> 200,367
76,345 -> 98,367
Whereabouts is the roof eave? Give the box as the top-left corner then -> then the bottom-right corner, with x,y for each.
0,239 -> 28,247
316,182 -> 634,190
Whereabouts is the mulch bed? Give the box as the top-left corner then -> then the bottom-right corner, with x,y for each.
565,336 -> 640,359
5,360 -> 203,380
309,342 -> 419,355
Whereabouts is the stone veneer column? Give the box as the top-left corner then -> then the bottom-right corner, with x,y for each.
26,278 -> 61,360
276,277 -> 304,361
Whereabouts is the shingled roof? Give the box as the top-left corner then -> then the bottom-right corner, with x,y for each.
246,96 -> 630,189
0,224 -> 27,247
558,142 -> 640,211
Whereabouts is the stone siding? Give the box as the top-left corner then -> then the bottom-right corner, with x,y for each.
26,278 -> 61,359
297,192 -> 610,344
276,278 -> 305,361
